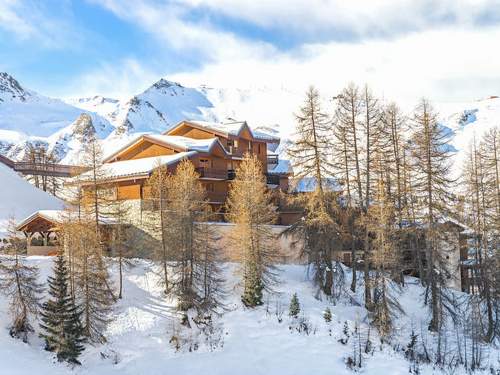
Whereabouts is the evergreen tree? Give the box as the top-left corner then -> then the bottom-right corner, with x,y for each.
323,307 -> 332,323
40,253 -> 85,365
289,293 -> 300,318
226,154 -> 279,307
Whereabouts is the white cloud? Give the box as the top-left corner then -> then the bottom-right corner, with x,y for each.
63,59 -> 161,99
93,0 -> 277,61
177,0 -> 499,37
0,0 -> 82,49
171,26 -> 500,106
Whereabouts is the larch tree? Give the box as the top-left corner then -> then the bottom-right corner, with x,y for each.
147,162 -> 172,294
192,208 -> 226,316
366,162 -> 403,339
462,129 -> 499,341
226,154 -> 279,307
333,83 -> 363,293
0,218 -> 43,342
359,85 -> 383,309
162,160 -> 206,312
61,215 -> 114,344
287,86 -> 343,298
410,98 -> 455,332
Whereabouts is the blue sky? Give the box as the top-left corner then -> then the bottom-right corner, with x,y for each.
1,0 -> 500,102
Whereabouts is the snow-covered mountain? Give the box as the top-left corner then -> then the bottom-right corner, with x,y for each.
0,73 -> 114,163
1,71 -> 498,169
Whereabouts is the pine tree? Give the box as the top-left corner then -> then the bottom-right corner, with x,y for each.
0,218 -> 43,342
289,293 -> 300,318
226,154 -> 279,307
40,253 -> 85,365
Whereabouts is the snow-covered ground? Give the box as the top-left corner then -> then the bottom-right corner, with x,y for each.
0,257 -> 498,375
0,164 -> 64,233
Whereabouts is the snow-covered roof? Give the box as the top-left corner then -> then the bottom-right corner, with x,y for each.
16,209 -> 66,230
103,134 -> 223,163
78,152 -> 195,182
145,135 -> 219,153
168,119 -> 280,143
16,209 -> 118,231
267,158 -> 293,175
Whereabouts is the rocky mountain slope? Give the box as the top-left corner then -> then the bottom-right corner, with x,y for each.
0,72 -> 498,169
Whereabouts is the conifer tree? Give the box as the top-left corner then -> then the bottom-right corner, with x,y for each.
366,166 -> 403,338
289,293 -> 300,318
410,99 -> 455,332
287,86 -> 343,298
193,210 -> 226,315
63,218 -> 114,343
163,160 -> 207,311
226,154 -> 278,307
147,162 -> 172,294
40,253 -> 85,365
0,218 -> 43,342
323,307 -> 332,323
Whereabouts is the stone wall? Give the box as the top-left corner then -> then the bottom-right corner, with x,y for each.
118,199 -> 304,264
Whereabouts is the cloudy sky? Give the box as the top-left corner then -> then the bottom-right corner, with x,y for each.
1,0 -> 500,103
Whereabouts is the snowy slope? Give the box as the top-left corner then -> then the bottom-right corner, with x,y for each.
0,164 -> 64,233
2,71 -> 499,169
0,73 -> 114,162
0,257 -> 498,375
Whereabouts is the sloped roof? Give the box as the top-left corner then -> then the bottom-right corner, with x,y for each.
145,135 -> 219,153
167,119 -> 280,143
16,209 -> 66,230
103,134 -> 224,163
267,158 -> 293,175
177,120 -> 250,137
77,152 -> 195,182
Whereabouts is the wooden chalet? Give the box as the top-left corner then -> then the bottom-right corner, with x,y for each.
75,120 -> 290,218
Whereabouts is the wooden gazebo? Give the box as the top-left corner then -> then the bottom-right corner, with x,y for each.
16,210 -> 64,256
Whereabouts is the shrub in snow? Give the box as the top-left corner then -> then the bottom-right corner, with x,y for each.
289,293 -> 300,318
323,307 -> 332,323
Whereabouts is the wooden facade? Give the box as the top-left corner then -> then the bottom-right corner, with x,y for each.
83,120 -> 290,217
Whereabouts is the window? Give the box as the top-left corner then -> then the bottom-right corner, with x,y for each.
206,183 -> 215,192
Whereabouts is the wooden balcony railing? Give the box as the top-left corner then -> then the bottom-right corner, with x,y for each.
206,192 -> 227,203
195,167 -> 229,180
267,154 -> 279,165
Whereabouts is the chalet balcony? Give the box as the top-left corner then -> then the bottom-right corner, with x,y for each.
206,191 -> 227,203
195,167 -> 229,180
266,174 -> 280,185
267,154 -> 279,165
